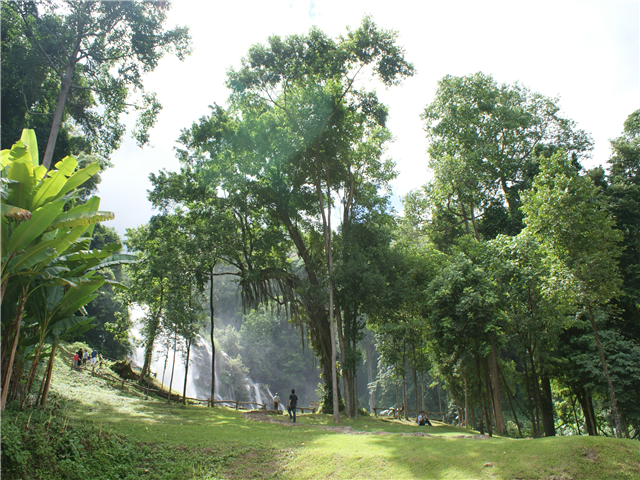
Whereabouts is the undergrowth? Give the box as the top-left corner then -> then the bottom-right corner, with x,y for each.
0,406 -> 229,480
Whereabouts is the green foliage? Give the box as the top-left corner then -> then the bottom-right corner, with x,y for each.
1,1 -> 191,166
605,109 -> 640,342
421,72 -> 592,242
522,151 -> 623,305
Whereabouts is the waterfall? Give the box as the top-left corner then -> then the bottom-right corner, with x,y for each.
129,305 -> 275,407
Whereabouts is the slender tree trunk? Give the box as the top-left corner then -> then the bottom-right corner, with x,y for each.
353,350 -> 359,420
42,34 -> 83,170
500,366 -> 523,438
0,274 -> 10,304
577,389 -> 597,436
183,338 -> 192,405
585,299 -> 623,438
1,294 -> 27,410
162,342 -> 169,386
421,372 -> 426,412
22,342 -> 45,407
528,346 -> 543,437
395,368 -> 399,419
476,355 -> 485,434
141,283 -> 163,382
464,374 -> 469,428
571,395 -> 581,435
402,344 -> 408,421
540,374 -> 556,437
167,331 -> 178,404
523,353 -> 538,438
39,343 -> 58,407
209,270 -> 216,407
489,344 -> 506,433
336,308 -> 350,418
412,344 -> 419,420
367,344 -> 374,413
484,362 -> 494,436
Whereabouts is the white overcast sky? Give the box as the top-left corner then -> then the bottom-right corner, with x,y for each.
97,0 -> 639,238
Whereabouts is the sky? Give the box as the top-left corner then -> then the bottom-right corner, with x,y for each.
97,0 -> 640,238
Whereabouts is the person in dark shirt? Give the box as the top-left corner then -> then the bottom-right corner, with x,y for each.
288,389 -> 298,422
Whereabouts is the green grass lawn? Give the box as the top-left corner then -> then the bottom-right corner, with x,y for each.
4,349 -> 639,479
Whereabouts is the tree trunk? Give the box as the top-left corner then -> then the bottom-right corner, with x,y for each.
484,361 -> 494,436
527,346 -> 543,437
499,366 -> 523,438
141,283 -> 163,382
162,342 -> 169,386
183,338 -> 192,405
412,345 -> 419,421
585,299 -> 623,438
209,270 -> 216,406
336,308 -> 351,418
167,331 -> 177,404
571,395 -> 581,435
22,342 -> 44,406
402,345 -> 408,421
40,343 -> 57,407
1,294 -> 27,410
395,368 -> 399,419
489,344 -> 506,433
476,355 -> 485,434
540,374 -> 556,437
464,374 -> 469,428
42,35 -> 83,170
367,344 -> 374,413
522,353 -> 539,438
577,389 -> 597,436
353,355 -> 359,420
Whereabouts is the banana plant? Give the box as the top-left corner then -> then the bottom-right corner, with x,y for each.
0,129 -> 126,410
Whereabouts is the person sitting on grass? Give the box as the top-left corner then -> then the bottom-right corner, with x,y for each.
419,411 -> 433,426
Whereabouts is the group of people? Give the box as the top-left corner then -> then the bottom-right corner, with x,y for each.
273,389 -> 298,422
73,348 -> 99,367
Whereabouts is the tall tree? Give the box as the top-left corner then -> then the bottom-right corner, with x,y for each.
173,17 -> 413,421
2,0 -> 191,168
422,72 -> 592,239
522,151 -> 625,438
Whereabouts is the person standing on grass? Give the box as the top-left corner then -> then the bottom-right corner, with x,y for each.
288,389 -> 298,422
91,348 -> 98,365
273,392 -> 280,410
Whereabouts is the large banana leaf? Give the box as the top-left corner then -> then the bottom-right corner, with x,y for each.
1,140 -> 29,168
4,200 -> 65,258
56,281 -> 103,319
53,315 -> 96,340
57,162 -> 101,198
1,203 -> 31,220
50,224 -> 91,256
48,210 -> 115,231
1,217 -> 8,258
6,158 -> 34,210
86,253 -> 138,272
31,156 -> 78,210
3,238 -> 60,276
19,129 -> 39,168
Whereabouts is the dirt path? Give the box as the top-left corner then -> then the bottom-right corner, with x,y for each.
242,411 -> 490,439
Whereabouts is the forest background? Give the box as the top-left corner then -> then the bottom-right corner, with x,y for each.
1,0 -> 639,443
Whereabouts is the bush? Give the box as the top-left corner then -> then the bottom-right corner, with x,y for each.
1,407 -> 141,480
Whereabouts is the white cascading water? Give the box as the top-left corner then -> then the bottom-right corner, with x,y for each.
129,305 -> 282,409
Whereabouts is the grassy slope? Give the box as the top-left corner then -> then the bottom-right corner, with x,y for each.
19,348 -> 640,479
